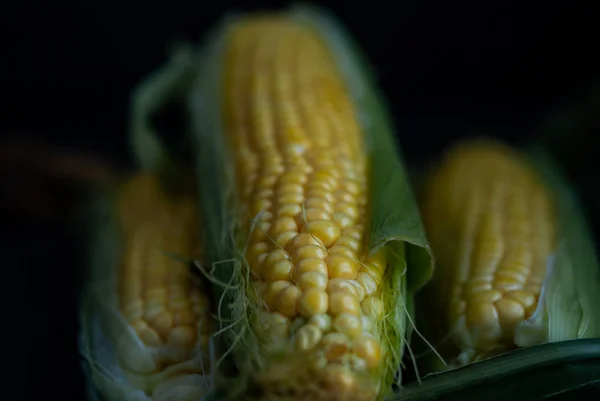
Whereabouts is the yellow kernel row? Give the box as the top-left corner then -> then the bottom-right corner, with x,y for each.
258,273 -> 384,314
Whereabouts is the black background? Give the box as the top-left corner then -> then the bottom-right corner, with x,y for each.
2,1 -> 599,399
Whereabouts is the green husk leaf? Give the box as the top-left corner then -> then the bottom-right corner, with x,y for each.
390,338 -> 600,400
78,178 -> 213,401
187,14 -> 239,386
188,4 -> 433,399
129,42 -> 199,185
513,145 -> 600,346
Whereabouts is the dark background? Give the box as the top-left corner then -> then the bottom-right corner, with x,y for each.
2,1 -> 599,399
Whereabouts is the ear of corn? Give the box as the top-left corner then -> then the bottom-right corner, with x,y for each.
188,5 -> 433,400
79,173 -> 213,401
419,139 -> 600,369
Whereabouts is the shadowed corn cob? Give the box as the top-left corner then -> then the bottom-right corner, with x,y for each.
420,141 -> 557,365
225,17 -> 388,399
80,173 -> 213,401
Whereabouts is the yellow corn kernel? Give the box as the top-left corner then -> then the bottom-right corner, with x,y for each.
309,313 -> 333,332
296,271 -> 329,290
420,141 -> 556,364
222,15 -> 391,400
333,313 -> 363,338
295,324 -> 324,351
113,173 -> 211,399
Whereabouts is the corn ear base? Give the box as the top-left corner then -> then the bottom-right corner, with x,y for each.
188,5 -> 433,399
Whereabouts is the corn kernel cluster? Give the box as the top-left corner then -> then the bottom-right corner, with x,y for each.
116,176 -> 212,375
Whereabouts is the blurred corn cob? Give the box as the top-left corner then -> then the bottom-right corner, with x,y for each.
187,5 -> 433,401
79,173 -> 213,401
419,139 -> 600,368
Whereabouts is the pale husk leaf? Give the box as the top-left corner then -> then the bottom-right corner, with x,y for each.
514,146 -> 600,346
129,42 -> 199,176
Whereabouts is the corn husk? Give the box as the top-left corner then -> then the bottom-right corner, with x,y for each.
186,4 -> 433,400
78,173 -> 213,401
515,145 -> 600,344
397,338 -> 600,400
129,41 -> 200,185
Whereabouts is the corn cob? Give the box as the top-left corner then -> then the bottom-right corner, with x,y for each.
419,140 -> 557,365
80,173 -> 212,401
188,6 -> 433,400
227,17 -> 386,399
